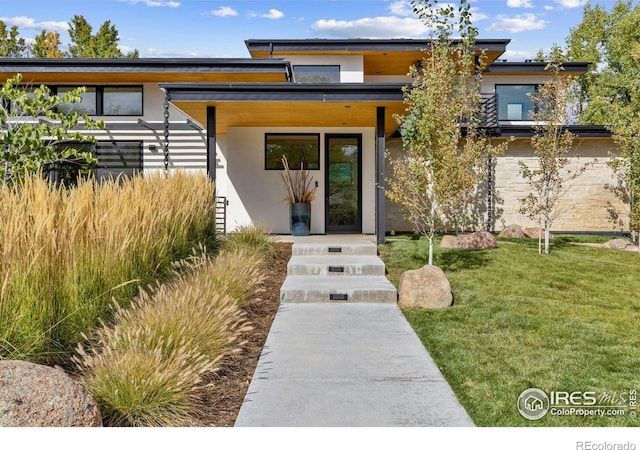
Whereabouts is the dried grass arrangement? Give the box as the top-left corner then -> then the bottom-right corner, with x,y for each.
279,156 -> 318,203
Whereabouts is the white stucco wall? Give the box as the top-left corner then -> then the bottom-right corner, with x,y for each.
222,126 -> 377,235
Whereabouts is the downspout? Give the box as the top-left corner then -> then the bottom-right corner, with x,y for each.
487,137 -> 493,232
163,89 -> 170,172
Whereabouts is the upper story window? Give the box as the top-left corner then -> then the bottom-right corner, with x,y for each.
293,65 -> 340,83
496,85 -> 536,121
103,87 -> 143,115
56,86 -> 143,116
57,86 -> 97,115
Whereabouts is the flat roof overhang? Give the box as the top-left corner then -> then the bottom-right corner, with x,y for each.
161,82 -> 407,136
246,38 -> 510,76
493,124 -> 611,139
484,61 -> 590,76
0,58 -> 292,83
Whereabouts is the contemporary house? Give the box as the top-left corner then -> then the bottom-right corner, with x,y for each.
0,37 -> 622,242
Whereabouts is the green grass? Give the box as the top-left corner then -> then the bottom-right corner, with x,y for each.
379,234 -> 640,427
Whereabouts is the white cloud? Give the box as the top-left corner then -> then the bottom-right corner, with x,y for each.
554,0 -> 587,7
502,48 -> 537,60
389,0 -> 413,17
486,13 -> 546,33
118,0 -> 180,7
257,9 -> 284,20
0,16 -> 69,32
312,16 -> 427,39
209,6 -> 238,17
470,7 -> 488,22
506,0 -> 533,8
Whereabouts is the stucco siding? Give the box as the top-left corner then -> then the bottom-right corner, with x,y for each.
222,127 -> 376,234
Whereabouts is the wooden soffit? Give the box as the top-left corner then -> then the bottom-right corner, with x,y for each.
161,82 -> 406,137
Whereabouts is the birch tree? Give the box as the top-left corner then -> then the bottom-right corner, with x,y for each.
518,63 -> 588,254
385,0 -> 506,265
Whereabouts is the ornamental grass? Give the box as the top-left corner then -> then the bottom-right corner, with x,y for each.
0,171 -> 216,365
75,238 -> 269,427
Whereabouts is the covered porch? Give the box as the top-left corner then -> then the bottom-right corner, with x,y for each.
160,82 -> 406,244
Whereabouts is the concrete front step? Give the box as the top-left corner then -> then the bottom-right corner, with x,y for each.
280,275 -> 398,303
292,241 -> 378,256
287,255 -> 386,276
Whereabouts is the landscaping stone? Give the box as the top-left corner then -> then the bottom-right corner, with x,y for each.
398,265 -> 453,309
523,227 -> 554,239
603,239 -> 637,251
439,231 -> 497,250
498,224 -> 525,239
0,360 -> 102,427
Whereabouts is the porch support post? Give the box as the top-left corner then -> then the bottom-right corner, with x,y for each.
206,106 -> 216,182
376,106 -> 386,245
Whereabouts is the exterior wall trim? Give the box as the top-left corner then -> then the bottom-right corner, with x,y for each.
160,82 -> 405,102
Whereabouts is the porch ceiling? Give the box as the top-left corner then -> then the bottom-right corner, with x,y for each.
172,100 -> 405,137
162,82 -> 407,137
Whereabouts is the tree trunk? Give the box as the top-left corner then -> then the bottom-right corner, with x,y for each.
428,234 -> 434,266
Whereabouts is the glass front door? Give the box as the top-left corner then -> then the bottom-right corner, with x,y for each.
325,134 -> 362,233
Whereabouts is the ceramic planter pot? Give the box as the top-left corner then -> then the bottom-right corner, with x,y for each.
290,202 -> 311,236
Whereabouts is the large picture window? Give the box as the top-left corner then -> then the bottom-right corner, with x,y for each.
293,65 -> 340,83
265,134 -> 320,170
496,85 -> 536,121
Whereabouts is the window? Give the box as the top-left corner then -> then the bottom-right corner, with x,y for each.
57,87 -> 97,115
293,65 -> 340,83
496,85 -> 536,121
94,141 -> 143,181
50,141 -> 142,185
103,87 -> 143,115
55,86 -> 142,116
265,134 -> 320,170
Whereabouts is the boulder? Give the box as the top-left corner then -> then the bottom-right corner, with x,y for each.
523,227 -> 554,239
0,360 -> 102,427
499,224 -> 526,239
603,239 -> 637,251
440,231 -> 497,250
398,265 -> 453,309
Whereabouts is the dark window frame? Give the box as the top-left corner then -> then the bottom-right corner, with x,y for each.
53,85 -> 144,117
50,140 -> 143,185
292,65 -> 341,84
495,84 -> 539,121
265,133 -> 321,171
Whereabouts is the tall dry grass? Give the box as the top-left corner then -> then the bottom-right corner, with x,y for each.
0,171 -> 216,364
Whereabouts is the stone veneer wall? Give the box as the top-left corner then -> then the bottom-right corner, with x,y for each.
384,137 -> 629,234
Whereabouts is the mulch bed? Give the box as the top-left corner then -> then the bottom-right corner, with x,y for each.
193,241 -> 291,427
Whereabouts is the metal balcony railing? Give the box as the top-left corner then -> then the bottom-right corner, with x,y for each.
479,93 -> 499,129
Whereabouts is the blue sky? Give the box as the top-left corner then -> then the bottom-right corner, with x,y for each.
0,0 -> 625,60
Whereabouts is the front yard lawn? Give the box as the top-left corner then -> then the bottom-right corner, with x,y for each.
379,234 -> 640,426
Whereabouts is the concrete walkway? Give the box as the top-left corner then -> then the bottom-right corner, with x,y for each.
234,236 -> 473,427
